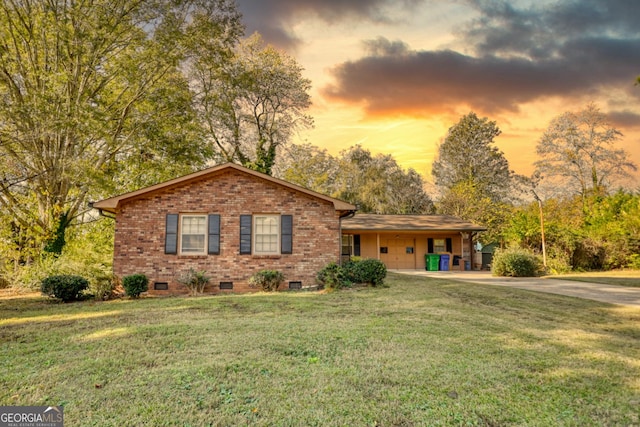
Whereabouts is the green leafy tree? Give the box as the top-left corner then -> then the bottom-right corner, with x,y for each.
432,112 -> 513,202
335,146 -> 434,214
275,144 -> 342,196
437,181 -> 512,245
189,33 -> 313,175
0,0 -> 242,254
583,191 -> 640,268
504,197 -> 584,272
432,112 -> 516,242
535,103 -> 636,201
334,146 -> 434,214
277,144 -> 434,214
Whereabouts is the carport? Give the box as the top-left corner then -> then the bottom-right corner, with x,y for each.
341,214 -> 487,270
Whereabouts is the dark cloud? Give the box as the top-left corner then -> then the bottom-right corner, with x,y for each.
235,0 -> 424,50
463,0 -> 639,59
323,0 -> 640,117
609,110 -> 640,130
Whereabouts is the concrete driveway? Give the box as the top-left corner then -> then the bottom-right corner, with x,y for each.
394,270 -> 640,308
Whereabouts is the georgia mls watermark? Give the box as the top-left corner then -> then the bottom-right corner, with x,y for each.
0,406 -> 63,427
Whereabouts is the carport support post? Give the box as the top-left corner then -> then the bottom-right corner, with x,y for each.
470,232 -> 477,270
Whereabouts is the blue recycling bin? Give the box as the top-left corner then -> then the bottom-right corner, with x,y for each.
439,254 -> 450,271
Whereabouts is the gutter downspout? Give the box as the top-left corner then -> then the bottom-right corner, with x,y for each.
338,210 -> 357,265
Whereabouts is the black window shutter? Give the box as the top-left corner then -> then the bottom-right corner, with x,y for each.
427,238 -> 434,253
354,235 -> 361,256
446,238 -> 453,253
165,214 -> 178,254
208,214 -> 220,255
281,215 -> 293,254
239,215 -> 252,255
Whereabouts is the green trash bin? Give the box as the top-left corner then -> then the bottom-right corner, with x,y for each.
425,254 -> 440,271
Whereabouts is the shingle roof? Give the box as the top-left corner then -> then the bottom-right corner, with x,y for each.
91,162 -> 357,214
341,213 -> 487,232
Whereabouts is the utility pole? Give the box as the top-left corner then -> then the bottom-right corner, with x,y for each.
532,191 -> 547,268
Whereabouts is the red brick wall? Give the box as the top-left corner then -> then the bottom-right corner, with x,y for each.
113,169 -> 343,294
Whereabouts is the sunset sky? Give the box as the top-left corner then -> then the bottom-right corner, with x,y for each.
235,0 -> 640,183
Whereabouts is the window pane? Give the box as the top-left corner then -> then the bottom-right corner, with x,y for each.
254,215 -> 279,254
181,216 -> 206,253
341,235 -> 353,256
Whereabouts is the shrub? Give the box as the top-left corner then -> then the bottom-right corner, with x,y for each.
122,273 -> 148,298
176,268 -> 211,296
317,258 -> 387,289
91,274 -> 117,300
627,254 -> 640,269
492,247 -> 544,277
316,262 -> 350,290
249,270 -> 284,292
41,274 -> 89,302
545,254 -> 573,275
344,258 -> 387,286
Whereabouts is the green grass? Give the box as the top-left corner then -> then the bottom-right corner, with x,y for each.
551,270 -> 640,287
1,273 -> 639,426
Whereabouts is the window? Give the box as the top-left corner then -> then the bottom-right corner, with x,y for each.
240,214 -> 292,255
433,238 -> 446,253
180,215 -> 207,254
342,235 -> 353,256
254,215 -> 279,254
166,213 -> 219,255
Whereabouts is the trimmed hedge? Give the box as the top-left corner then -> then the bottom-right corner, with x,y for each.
123,273 -> 149,298
344,258 -> 387,286
41,274 -> 89,302
317,258 -> 387,289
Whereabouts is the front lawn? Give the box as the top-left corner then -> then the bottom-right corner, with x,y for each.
1,273 -> 639,426
550,270 -> 640,288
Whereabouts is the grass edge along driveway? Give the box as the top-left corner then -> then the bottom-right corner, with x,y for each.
1,273 -> 639,426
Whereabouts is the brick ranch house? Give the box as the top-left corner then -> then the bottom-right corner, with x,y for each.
92,163 -> 485,294
91,163 -> 357,294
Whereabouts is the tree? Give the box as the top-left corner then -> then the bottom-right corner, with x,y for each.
275,144 -> 342,196
334,146 -> 434,214
534,103 -> 636,200
188,33 -> 313,175
431,113 -> 516,242
0,0 -> 242,254
437,180 -> 512,245
432,112 -> 513,203
276,144 -> 434,214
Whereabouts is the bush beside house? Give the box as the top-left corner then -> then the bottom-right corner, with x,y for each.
41,275 -> 89,302
492,248 -> 544,277
317,258 -> 387,289
123,274 -> 149,298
